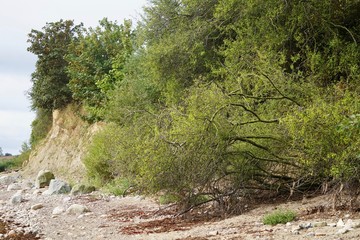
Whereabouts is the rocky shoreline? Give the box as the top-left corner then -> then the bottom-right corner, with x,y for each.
1,171 -> 360,239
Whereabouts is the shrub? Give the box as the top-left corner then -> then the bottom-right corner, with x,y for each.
283,90 -> 360,183
104,178 -> 133,196
30,108 -> 52,147
263,209 -> 297,225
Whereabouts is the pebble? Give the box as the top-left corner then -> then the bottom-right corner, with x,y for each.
31,203 -> 44,210
52,206 -> 65,215
314,221 -> 327,227
337,219 -> 345,227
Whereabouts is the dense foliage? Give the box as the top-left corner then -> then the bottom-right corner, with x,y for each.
28,0 -> 360,210
27,20 -> 83,110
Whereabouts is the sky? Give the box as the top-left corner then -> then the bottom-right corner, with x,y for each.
0,0 -> 148,155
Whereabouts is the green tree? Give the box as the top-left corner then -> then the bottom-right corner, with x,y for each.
27,19 -> 84,110
66,18 -> 133,120
84,0 -> 360,211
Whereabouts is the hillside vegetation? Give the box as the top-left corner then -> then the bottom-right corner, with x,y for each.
26,0 -> 360,211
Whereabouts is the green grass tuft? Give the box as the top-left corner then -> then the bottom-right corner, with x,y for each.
263,209 -> 297,225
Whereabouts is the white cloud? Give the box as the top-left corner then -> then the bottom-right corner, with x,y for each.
0,110 -> 34,155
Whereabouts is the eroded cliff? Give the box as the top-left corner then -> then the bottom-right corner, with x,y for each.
22,105 -> 103,182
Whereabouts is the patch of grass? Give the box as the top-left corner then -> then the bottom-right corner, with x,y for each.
159,193 -> 181,205
105,178 -> 133,196
0,150 -> 31,172
263,209 -> 297,225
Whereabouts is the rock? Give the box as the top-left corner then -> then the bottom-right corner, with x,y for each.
352,221 -> 360,229
31,203 -> 44,210
10,192 -> 23,204
306,232 -> 315,237
21,180 -> 34,189
70,184 -> 96,195
337,219 -> 345,227
42,179 -> 71,195
52,206 -> 65,215
0,175 -> 17,185
66,204 -> 90,215
337,227 -> 351,234
8,230 -> 16,236
313,221 -> 327,227
33,189 -> 42,195
7,183 -> 22,191
35,170 -> 55,188
299,222 -> 312,229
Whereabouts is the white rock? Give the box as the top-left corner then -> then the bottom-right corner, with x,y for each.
52,206 -> 65,215
337,219 -> 345,227
21,180 -> 34,189
0,175 -> 17,185
7,183 -> 22,191
10,193 -> 23,204
337,227 -> 351,234
66,204 -> 90,215
33,189 -> 42,195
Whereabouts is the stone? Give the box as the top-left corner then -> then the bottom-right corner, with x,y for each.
31,203 -> 44,210
291,226 -> 301,232
70,184 -> 96,195
0,175 -> 17,185
313,222 -> 327,227
35,170 -> 55,188
10,192 -> 23,204
7,183 -> 22,191
21,180 -> 34,189
337,219 -> 345,227
33,189 -> 42,195
299,223 -> 312,229
352,221 -> 360,229
66,204 -> 90,215
42,179 -> 71,195
337,227 -> 351,234
52,206 -> 65,215
305,232 -> 315,237
8,230 -> 16,236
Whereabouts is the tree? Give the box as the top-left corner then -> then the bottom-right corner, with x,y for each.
0,147 -> 3,157
66,18 -> 133,120
27,19 -> 84,110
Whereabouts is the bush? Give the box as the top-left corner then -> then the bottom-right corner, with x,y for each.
263,209 -> 297,225
0,149 -> 31,172
104,178 -> 133,196
30,108 -> 52,147
283,90 -> 360,183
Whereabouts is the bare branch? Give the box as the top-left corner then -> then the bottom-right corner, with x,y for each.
230,103 -> 279,124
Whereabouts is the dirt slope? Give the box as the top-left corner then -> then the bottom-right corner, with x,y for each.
21,105 -> 103,182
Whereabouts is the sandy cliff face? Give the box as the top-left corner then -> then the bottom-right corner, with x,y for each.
22,105 -> 103,182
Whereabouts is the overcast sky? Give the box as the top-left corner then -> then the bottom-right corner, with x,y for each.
0,0 -> 148,154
